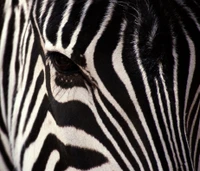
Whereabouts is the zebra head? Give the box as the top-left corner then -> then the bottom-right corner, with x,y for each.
0,0 -> 199,171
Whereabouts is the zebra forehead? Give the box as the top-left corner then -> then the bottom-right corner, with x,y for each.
38,0 -> 158,58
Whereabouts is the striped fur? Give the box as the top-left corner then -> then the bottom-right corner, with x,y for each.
0,0 -> 199,170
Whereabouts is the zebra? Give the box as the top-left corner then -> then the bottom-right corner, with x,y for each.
0,0 -> 199,170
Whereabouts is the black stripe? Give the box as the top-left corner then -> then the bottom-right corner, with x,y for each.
32,134 -> 108,171
195,141 -> 200,171
71,0 -> 109,64
46,0 -> 69,44
0,109 -> 8,135
0,0 -> 5,36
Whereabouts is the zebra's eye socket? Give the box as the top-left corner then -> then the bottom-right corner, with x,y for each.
48,52 -> 80,75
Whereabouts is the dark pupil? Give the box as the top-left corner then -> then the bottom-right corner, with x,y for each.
49,52 -> 80,74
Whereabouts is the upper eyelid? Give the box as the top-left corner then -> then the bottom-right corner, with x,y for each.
47,51 -> 81,74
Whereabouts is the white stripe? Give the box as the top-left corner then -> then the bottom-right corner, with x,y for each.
7,7 -> 21,136
39,0 -> 50,24
56,0 -> 74,48
44,150 -> 60,171
42,0 -> 55,47
3,0 -> 12,12
19,0 -> 29,20
171,27 -> 180,170
183,31 -> 196,121
0,128 -> 12,164
18,18 -> 30,66
32,0 -> 46,53
18,22 -> 31,78
20,23 -> 31,74
65,0 -> 93,57
0,2 -> 12,127
0,153 -> 10,171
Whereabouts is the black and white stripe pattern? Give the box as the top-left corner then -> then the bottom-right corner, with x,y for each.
0,0 -> 199,170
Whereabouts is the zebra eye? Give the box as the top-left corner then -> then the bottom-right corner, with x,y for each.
48,52 -> 80,75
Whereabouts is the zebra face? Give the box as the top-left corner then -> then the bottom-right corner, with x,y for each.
0,0 -> 199,171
